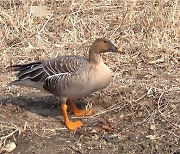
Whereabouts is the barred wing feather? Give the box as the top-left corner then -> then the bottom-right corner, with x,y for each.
9,56 -> 88,93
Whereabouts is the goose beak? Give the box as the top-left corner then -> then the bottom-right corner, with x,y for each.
110,44 -> 118,52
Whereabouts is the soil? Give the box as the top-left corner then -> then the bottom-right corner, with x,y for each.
0,1 -> 179,154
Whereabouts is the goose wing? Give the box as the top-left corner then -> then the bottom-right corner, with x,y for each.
9,56 -> 88,93
43,56 -> 89,95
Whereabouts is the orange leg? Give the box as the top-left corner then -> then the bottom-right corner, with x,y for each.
61,104 -> 83,130
67,99 -> 93,117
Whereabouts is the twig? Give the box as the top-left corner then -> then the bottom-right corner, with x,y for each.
89,103 -> 126,118
157,91 -> 180,129
1,129 -> 19,145
39,13 -> 54,33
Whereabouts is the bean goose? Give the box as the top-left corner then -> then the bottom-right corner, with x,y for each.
8,38 -> 119,130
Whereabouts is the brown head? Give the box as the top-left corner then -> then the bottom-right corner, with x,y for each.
89,38 -> 118,63
90,38 -> 118,54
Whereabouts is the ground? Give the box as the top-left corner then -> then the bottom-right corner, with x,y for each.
0,0 -> 180,154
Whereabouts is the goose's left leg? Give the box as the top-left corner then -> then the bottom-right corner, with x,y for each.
61,103 -> 83,130
67,99 -> 93,117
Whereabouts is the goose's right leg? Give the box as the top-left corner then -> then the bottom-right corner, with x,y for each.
67,99 -> 93,117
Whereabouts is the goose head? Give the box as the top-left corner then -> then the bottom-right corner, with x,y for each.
90,38 -> 118,54
89,38 -> 118,63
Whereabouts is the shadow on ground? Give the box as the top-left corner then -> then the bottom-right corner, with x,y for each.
0,95 -> 88,118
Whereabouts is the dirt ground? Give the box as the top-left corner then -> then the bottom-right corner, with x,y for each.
0,1 -> 180,154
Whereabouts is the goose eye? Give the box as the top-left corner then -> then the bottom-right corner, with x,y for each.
104,40 -> 107,43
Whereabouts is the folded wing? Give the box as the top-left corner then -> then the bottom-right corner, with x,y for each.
9,56 -> 88,94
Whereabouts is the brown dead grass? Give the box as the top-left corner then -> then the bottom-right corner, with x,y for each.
0,0 -> 180,153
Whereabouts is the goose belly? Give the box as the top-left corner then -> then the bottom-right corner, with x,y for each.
63,64 -> 112,100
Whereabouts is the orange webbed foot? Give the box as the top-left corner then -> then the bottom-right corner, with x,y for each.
61,103 -> 83,130
65,120 -> 83,131
73,109 -> 93,117
67,99 -> 93,117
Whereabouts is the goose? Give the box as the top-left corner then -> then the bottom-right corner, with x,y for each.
8,38 -> 119,130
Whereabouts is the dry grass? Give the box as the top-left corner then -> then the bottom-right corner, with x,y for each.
0,0 -> 180,153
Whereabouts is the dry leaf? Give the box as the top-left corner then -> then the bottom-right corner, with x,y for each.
118,43 -> 125,53
150,124 -> 156,130
3,142 -> 16,152
146,135 -> 157,140
31,6 -> 51,17
148,58 -> 165,64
